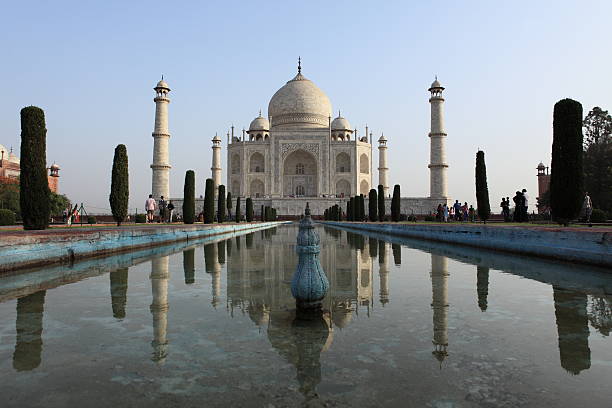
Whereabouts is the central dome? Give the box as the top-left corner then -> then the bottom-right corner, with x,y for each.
268,71 -> 332,129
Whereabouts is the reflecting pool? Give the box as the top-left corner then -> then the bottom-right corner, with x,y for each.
0,224 -> 611,407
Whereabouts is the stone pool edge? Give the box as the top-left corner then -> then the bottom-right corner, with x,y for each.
0,222 -> 288,273
320,222 -> 612,268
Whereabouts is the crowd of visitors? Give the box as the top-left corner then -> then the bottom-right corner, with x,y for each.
144,194 -> 175,223
435,201 -> 475,222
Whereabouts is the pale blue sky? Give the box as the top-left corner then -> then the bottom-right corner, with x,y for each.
1,1 -> 610,213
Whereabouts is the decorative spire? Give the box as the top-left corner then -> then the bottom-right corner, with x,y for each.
338,110 -> 341,118
298,56 -> 301,74
161,74 -> 164,80
258,109 -> 262,117
305,202 -> 310,216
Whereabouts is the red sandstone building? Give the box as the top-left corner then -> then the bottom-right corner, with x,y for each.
0,144 -> 60,192
536,162 -> 551,214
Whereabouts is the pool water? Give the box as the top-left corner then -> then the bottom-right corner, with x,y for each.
0,224 -> 611,407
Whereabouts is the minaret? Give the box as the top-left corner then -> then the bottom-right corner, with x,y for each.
150,256 -> 170,364
150,78 -> 171,199
377,134 -> 389,196
428,78 -> 448,199
211,134 -> 222,197
431,254 -> 449,365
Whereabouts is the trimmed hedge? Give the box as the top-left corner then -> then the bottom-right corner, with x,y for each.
87,216 -> 97,224
0,209 -> 16,226
591,208 -> 607,223
246,198 -> 253,222
368,189 -> 378,221
135,213 -> 147,223
20,106 -> 50,230
217,185 -> 226,223
391,185 -> 400,222
235,197 -> 241,222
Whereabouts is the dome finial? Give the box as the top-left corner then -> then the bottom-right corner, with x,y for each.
338,110 -> 341,117
305,202 -> 310,216
298,56 -> 301,74
259,109 -> 262,117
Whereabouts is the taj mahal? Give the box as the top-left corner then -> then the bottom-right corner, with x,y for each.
151,60 -> 451,216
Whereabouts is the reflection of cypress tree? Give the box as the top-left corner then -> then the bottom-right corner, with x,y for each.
13,290 -> 46,371
246,232 -> 254,249
553,286 -> 591,375
355,234 -> 365,251
110,268 -> 128,318
392,243 -> 401,265
183,248 -> 195,284
217,241 -> 226,264
226,237 -> 233,256
204,243 -> 216,273
476,266 -> 489,312
235,235 -> 241,250
368,237 -> 378,259
378,240 -> 386,265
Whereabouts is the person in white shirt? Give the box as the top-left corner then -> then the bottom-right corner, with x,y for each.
583,192 -> 593,223
145,194 -> 157,223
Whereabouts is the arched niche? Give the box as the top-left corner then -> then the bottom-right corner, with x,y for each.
335,179 -> 351,197
283,149 -> 317,197
250,179 -> 264,198
360,153 -> 369,174
336,152 -> 350,173
249,152 -> 265,173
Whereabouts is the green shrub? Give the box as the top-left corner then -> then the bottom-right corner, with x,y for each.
551,98 -> 584,225
0,209 -> 16,226
109,144 -> 129,226
20,106 -> 50,230
424,215 -> 435,222
135,213 -> 147,223
183,170 -> 195,224
204,178 -> 215,224
87,216 -> 97,224
590,208 -> 607,223
407,214 -> 417,222
235,197 -> 241,222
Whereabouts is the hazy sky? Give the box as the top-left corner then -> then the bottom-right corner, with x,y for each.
1,1 -> 610,213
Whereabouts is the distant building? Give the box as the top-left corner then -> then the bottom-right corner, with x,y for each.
536,162 -> 551,214
0,144 -> 61,193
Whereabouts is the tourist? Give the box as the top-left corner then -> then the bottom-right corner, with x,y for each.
167,201 -> 175,222
449,205 -> 454,221
443,204 -> 449,222
512,191 -> 523,222
145,194 -> 156,223
63,208 -> 68,224
453,200 -> 461,221
436,204 -> 443,221
65,206 -> 72,226
501,198 -> 510,222
469,205 -> 476,222
158,196 -> 167,223
583,192 -> 593,223
462,202 -> 469,222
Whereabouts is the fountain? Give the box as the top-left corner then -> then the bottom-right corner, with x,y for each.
291,203 -> 329,311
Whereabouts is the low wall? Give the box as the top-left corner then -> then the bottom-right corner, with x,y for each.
321,222 -> 612,268
0,222 -> 286,273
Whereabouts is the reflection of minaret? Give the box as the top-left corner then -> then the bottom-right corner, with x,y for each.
110,268 -> 128,319
150,256 -> 169,363
553,286 -> 591,375
204,243 -> 222,308
431,254 -> 449,365
13,290 -> 46,371
476,266 -> 489,312
378,241 -> 389,306
217,241 -> 226,265
183,248 -> 195,284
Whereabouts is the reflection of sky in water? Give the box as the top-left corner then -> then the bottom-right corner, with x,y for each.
0,224 -> 611,407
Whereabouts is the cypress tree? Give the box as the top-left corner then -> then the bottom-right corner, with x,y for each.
354,196 -> 360,221
475,150 -> 491,223
265,206 -> 271,222
226,192 -> 233,218
359,194 -> 366,221
324,209 -> 328,220
261,205 -> 265,221
378,184 -> 385,221
109,144 -> 129,226
551,99 -> 584,225
336,204 -> 342,221
182,170 -> 196,224
246,197 -> 254,222
391,184 -> 401,222
273,208 -> 277,220
19,106 -> 50,230
203,178 -> 215,223
217,185 -> 226,223
346,200 -> 351,221
368,189 -> 378,221
235,197 -> 241,222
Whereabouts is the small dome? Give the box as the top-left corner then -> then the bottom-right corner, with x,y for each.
50,162 -> 60,170
155,79 -> 170,90
249,113 -> 270,131
537,162 -> 545,169
378,133 -> 387,142
430,78 -> 443,89
331,115 -> 351,131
